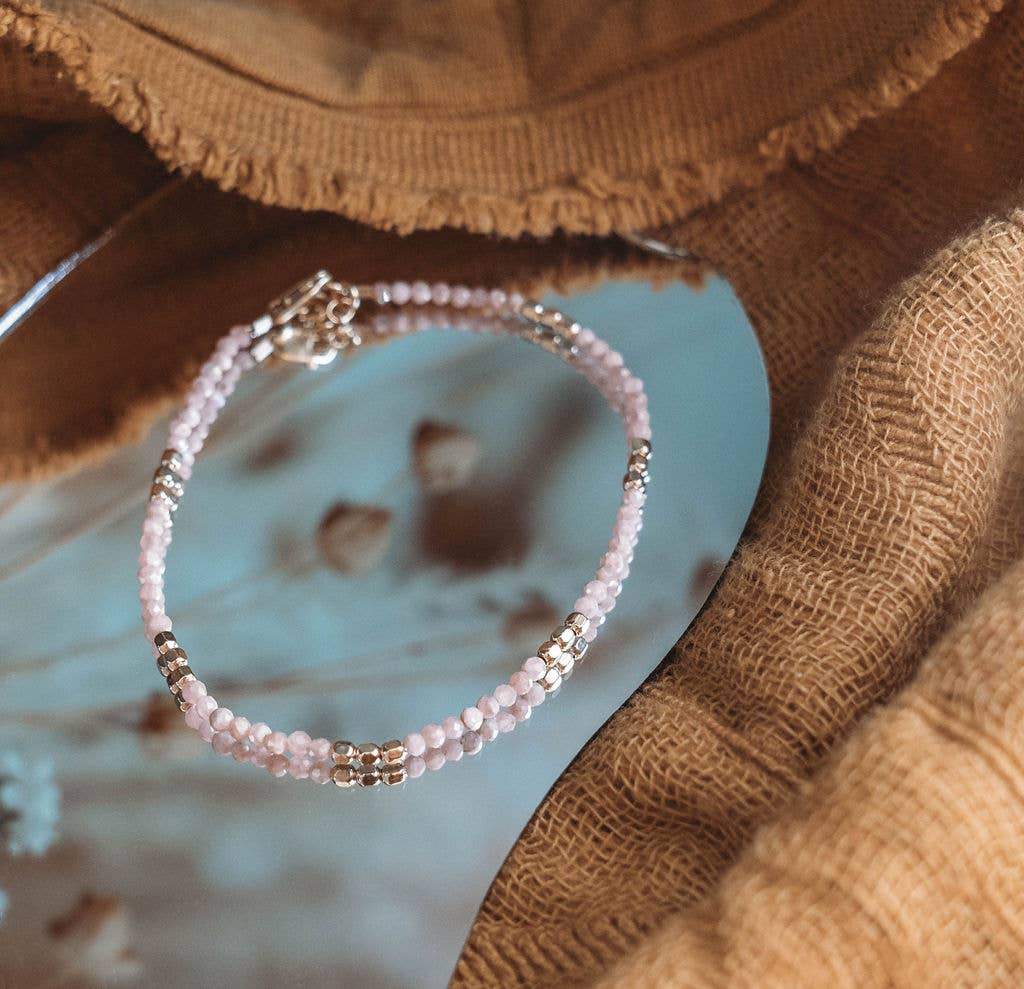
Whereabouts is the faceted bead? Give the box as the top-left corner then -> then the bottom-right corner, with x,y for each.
357,766 -> 382,787
332,740 -> 357,764
382,764 -> 408,786
380,740 -> 406,765
356,742 -> 382,766
330,764 -> 357,788
404,732 -> 426,757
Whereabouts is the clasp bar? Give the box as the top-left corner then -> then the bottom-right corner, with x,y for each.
251,270 -> 362,367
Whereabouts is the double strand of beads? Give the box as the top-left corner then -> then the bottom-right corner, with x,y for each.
139,274 -> 651,788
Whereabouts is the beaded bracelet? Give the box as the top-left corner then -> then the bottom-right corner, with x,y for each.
138,272 -> 651,788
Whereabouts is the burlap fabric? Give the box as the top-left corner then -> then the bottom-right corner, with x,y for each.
2,1 -> 1023,985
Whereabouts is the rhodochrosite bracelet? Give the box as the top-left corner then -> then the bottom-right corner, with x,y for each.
138,272 -> 651,788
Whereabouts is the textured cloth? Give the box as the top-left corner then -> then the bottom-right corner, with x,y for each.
2,1 -> 1024,987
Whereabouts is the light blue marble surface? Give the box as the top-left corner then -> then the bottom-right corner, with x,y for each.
0,279 -> 767,987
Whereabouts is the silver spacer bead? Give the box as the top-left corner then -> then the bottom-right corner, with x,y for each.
564,612 -> 592,636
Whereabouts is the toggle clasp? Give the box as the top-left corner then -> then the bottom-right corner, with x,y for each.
252,270 -> 362,367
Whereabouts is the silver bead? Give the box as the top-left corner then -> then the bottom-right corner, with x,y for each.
330,764 -> 357,788
165,665 -> 195,693
380,740 -> 406,765
357,766 -> 382,787
153,631 -> 178,653
356,742 -> 382,767
564,612 -> 592,636
156,646 -> 188,677
537,639 -> 563,665
152,467 -> 184,497
571,636 -> 589,661
554,652 -> 575,676
381,765 -> 408,786
629,437 -> 652,461
159,449 -> 184,474
149,484 -> 179,511
540,666 -> 562,692
332,740 -> 357,765
553,626 -> 576,649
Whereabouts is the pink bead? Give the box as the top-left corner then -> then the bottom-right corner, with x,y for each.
410,281 -> 431,305
494,683 -> 516,707
526,684 -> 545,706
576,328 -> 595,346
266,731 -> 288,755
198,721 -> 214,743
584,580 -> 606,600
229,716 -> 251,740
462,731 -> 483,755
146,614 -> 172,635
509,671 -> 532,695
489,288 -> 507,308
451,285 -> 471,308
522,656 -> 546,680
231,741 -> 251,762
309,738 -> 331,761
287,730 -> 312,754
249,723 -> 272,746
425,749 -> 446,771
266,754 -> 289,778
406,755 -> 426,778
180,679 -> 207,704
495,711 -> 516,733
287,758 -> 311,780
460,707 -> 483,731
422,723 -> 445,749
479,719 -> 499,741
211,731 -> 234,755
573,597 -> 600,619
442,738 -> 463,762
469,287 -> 489,308
507,292 -> 525,309
209,707 -> 233,732
184,707 -> 205,730
442,716 -> 465,740
430,282 -> 451,305
510,699 -> 531,723
477,695 -> 500,718
196,696 -> 218,718
309,762 -> 331,784
404,732 -> 426,757
390,281 -> 411,305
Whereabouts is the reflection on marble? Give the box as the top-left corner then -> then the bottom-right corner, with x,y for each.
0,280 -> 768,987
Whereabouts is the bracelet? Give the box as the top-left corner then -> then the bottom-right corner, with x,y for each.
138,272 -> 651,788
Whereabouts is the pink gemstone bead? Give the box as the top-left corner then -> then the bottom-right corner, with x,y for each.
442,716 -> 465,740
147,614 -> 172,635
288,758 -> 311,780
390,281 -> 412,305
266,754 -> 289,778
196,696 -> 218,718
441,738 -> 463,762
526,684 -> 545,706
404,732 -> 426,757
495,711 -> 516,733
406,755 -> 426,778
211,731 -> 234,755
231,741 -> 251,763
309,763 -> 330,784
477,695 -> 500,718
461,731 -> 483,755
184,707 -> 206,730
430,282 -> 451,305
494,683 -> 516,707
522,656 -> 546,680
229,716 -> 251,740
574,597 -> 600,620
425,749 -> 446,771
287,731 -> 312,754
180,679 -> 207,704
266,731 -> 288,754
460,707 -> 483,731
410,281 -> 431,305
209,708 -> 233,732
198,721 -> 214,743
451,285 -> 471,308
422,723 -> 445,749
249,723 -> 272,746
510,699 -> 531,723
479,719 -> 499,741
309,738 -> 332,761
509,671 -> 532,696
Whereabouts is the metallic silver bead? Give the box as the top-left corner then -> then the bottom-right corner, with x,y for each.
629,437 -> 652,461
554,652 -> 575,676
356,766 -> 382,787
571,636 -> 589,661
564,612 -> 592,636
330,764 -> 357,788
356,742 -> 382,767
331,740 -> 357,765
537,639 -> 563,665
152,467 -> 184,498
153,631 -> 178,654
156,646 -> 188,677
249,333 -> 276,364
149,484 -> 179,511
380,740 -> 406,765
623,468 -> 648,493
552,626 -> 576,649
381,765 -> 408,786
159,449 -> 184,474
165,665 -> 195,693
540,667 -> 562,693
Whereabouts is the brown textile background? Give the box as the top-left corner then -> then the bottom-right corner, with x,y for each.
3,1 -> 1024,986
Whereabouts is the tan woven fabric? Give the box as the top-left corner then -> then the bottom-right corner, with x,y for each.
2,1 -> 1024,986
